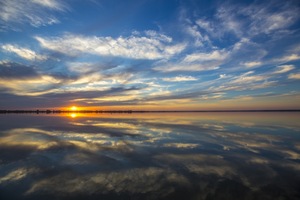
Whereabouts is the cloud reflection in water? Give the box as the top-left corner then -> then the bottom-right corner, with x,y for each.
0,112 -> 300,199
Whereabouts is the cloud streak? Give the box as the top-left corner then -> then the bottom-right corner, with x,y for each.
35,32 -> 186,60
288,73 -> 300,80
162,75 -> 198,82
0,0 -> 66,29
154,49 -> 227,72
273,65 -> 295,74
1,44 -> 47,61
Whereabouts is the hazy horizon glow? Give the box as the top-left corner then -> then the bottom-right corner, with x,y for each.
0,0 -> 300,110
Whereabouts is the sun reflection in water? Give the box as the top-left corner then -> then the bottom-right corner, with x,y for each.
70,113 -> 77,118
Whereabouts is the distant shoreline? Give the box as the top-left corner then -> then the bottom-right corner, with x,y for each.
0,109 -> 300,114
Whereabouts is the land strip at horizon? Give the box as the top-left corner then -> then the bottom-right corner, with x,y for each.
0,109 -> 300,114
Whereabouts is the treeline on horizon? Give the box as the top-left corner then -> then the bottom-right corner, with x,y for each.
0,109 -> 299,114
0,110 -> 135,114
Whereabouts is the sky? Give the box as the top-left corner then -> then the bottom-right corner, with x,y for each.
0,0 -> 300,110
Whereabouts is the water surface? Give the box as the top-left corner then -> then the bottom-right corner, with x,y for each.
0,112 -> 300,200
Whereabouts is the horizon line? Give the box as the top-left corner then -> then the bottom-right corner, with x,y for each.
0,109 -> 300,114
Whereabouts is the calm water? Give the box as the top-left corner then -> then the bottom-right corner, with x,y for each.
0,112 -> 300,200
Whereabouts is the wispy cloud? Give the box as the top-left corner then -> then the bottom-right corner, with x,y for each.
1,44 -> 47,61
273,65 -> 295,74
162,76 -> 198,82
0,61 -> 66,96
241,1 -> 299,36
243,61 -> 262,68
0,60 -> 142,98
35,32 -> 186,60
182,50 -> 227,63
195,19 -> 216,37
231,75 -> 265,84
30,0 -> 66,10
209,70 -> 278,93
276,54 -> 300,63
183,21 -> 212,47
153,62 -> 219,72
216,5 -> 243,38
288,73 -> 300,80
154,49 -> 227,72
67,62 -> 103,74
215,1 -> 299,38
0,0 -> 66,29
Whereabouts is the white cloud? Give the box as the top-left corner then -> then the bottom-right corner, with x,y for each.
0,60 -> 10,65
2,44 -> 47,61
0,75 -> 61,96
162,76 -> 198,82
144,30 -> 172,42
182,50 -> 228,63
30,0 -> 66,10
184,24 -> 206,46
154,62 -> 220,72
195,19 -> 215,35
210,1 -> 299,39
277,54 -> 300,63
35,33 -> 186,60
231,75 -> 265,84
273,65 -> 295,74
288,73 -> 300,80
163,43 -> 187,57
67,62 -> 100,74
216,6 -> 243,37
243,3 -> 299,35
243,61 -> 262,68
210,70 -> 276,92
154,49 -> 227,72
219,74 -> 227,79
0,0 -> 65,28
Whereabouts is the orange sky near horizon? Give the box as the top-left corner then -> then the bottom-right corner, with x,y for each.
49,93 -> 300,111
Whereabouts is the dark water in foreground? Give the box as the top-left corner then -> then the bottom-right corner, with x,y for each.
0,112 -> 300,200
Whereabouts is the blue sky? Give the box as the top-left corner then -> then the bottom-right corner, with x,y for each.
0,0 -> 300,110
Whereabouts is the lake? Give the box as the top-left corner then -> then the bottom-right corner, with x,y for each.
0,112 -> 300,200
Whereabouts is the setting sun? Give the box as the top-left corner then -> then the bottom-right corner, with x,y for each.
70,106 -> 77,111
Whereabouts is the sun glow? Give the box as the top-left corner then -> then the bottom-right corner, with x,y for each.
70,106 -> 78,111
